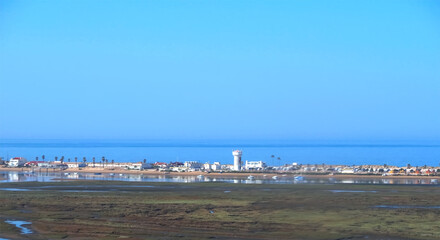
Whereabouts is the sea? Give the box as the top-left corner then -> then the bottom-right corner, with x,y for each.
1,139 -> 440,167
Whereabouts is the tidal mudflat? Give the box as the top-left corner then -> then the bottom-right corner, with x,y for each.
0,181 -> 439,239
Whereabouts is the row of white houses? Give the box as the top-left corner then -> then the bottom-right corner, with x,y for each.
3,157 -> 269,172
3,157 -> 150,170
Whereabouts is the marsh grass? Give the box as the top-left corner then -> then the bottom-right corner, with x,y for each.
0,181 -> 440,239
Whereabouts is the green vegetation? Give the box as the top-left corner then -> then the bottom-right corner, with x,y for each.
0,181 -> 440,239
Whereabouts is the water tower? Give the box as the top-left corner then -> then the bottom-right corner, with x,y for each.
232,150 -> 242,171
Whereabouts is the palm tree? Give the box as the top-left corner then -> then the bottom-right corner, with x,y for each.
42,155 -> 45,162
68,158 -> 71,162
60,156 -> 64,164
102,156 -> 105,168
35,156 -> 39,161
143,159 -> 147,164
111,159 -> 114,165
83,157 -> 86,164
55,156 -> 58,162
92,157 -> 96,167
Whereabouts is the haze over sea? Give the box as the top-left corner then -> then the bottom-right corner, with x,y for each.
1,140 -> 440,167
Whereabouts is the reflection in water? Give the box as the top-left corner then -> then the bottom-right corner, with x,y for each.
329,190 -> 377,193
8,173 -> 19,182
0,188 -> 33,191
375,205 -> 440,209
1,171 -> 440,185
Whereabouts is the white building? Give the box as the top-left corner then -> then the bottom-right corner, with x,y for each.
203,163 -> 211,171
211,162 -> 222,171
125,163 -> 146,170
169,166 -> 186,172
184,161 -> 202,170
245,161 -> 266,171
65,162 -> 80,168
111,162 -> 150,170
232,150 -> 242,171
222,164 -> 234,171
8,157 -> 27,167
341,167 -> 355,174
38,162 -> 51,168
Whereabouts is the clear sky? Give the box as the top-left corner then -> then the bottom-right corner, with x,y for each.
0,0 -> 439,141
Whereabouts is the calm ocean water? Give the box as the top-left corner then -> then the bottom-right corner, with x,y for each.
0,140 -> 440,167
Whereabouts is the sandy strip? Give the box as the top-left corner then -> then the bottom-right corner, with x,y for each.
303,174 -> 440,179
62,169 -> 279,178
0,167 -> 278,178
1,167 -> 439,179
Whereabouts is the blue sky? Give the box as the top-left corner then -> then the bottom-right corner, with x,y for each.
0,0 -> 439,141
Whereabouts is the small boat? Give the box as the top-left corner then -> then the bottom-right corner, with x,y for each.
272,176 -> 278,180
247,175 -> 255,180
119,173 -> 124,176
94,173 -> 102,175
109,173 -> 115,176
197,175 -> 204,178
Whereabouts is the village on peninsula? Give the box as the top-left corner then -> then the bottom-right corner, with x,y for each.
1,150 -> 439,177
